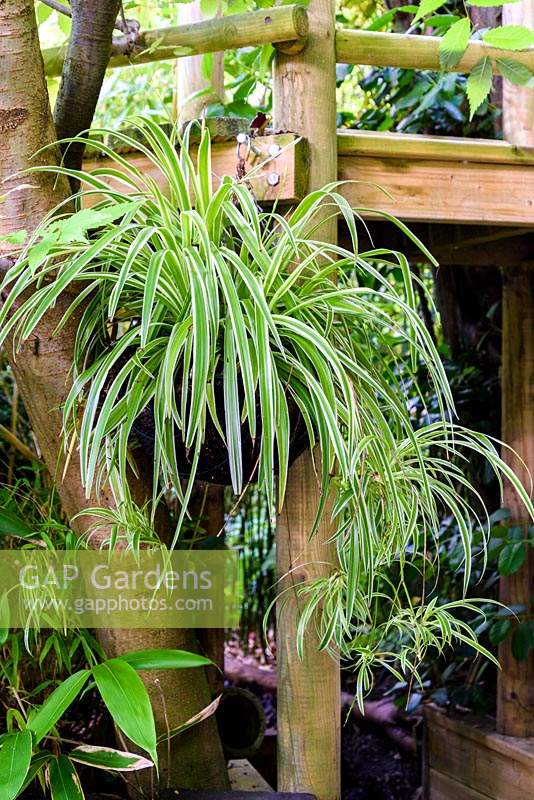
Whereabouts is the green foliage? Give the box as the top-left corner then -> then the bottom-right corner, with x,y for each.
48,755 -> 85,800
0,646 -> 215,797
3,119 -> 534,706
341,67 -> 497,137
466,57 -> 493,120
483,24 -> 534,51
0,731 -> 32,800
496,57 -> 534,85
439,18 -> 472,71
408,0 -> 534,120
93,659 -> 158,765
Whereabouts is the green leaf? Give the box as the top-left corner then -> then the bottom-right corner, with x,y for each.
511,621 -> 534,661
483,25 -> 534,51
498,541 -> 526,576
414,0 -> 446,24
0,509 -> 35,539
53,200 -> 142,244
48,756 -> 84,800
0,592 -> 10,645
0,230 -> 27,245
27,670 -> 90,745
69,745 -> 153,772
466,57 -> 493,120
0,730 -> 32,800
93,659 -> 157,765
19,752 -> 53,794
489,617 -> 512,645
439,18 -> 472,71
117,648 -> 212,671
496,57 -> 534,85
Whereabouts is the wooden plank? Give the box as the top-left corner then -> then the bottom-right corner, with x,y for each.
228,759 -> 274,792
337,130 -> 534,166
425,708 -> 534,800
84,129 -> 534,226
498,0 -> 534,738
336,29 -> 534,74
82,134 -> 308,205
428,769 -> 492,800
273,1 -> 341,800
337,153 -> 534,226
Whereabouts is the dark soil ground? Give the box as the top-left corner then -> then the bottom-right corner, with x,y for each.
247,683 -> 421,800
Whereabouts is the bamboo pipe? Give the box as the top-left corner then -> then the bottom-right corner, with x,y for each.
336,29 -> 534,73
42,5 -> 309,78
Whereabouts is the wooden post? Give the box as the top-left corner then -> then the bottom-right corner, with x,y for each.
502,1 -> 534,147
273,2 -> 340,799
174,0 -> 224,124
497,0 -> 534,738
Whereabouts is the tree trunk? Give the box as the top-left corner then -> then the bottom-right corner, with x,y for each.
0,0 -> 229,791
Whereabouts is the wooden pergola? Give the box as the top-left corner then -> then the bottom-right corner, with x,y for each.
76,2 -> 533,798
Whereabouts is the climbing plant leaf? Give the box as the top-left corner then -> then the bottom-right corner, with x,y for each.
496,57 -> 534,85
483,25 -> 534,51
466,57 -> 493,119
439,18 -> 471,71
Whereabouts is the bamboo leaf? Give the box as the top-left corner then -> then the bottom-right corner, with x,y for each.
48,756 -> 84,800
93,659 -> 157,765
117,649 -> 212,670
28,670 -> 90,745
69,745 -> 153,772
0,730 -> 32,800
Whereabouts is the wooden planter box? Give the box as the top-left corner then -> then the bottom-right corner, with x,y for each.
423,706 -> 534,800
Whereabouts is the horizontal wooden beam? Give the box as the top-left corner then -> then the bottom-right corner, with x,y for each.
336,29 -> 534,73
338,129 -> 534,165
83,133 -> 308,205
337,131 -> 534,226
43,5 -> 308,78
84,128 -> 534,227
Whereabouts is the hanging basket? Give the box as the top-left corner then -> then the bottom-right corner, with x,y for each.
131,371 -> 309,486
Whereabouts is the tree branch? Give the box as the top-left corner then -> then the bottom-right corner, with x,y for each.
41,0 -> 72,18
53,0 -> 122,187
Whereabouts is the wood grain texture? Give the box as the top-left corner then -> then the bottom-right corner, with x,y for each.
427,769 -> 492,800
336,29 -> 534,74
85,131 -> 534,225
83,134 -> 307,205
337,154 -> 534,226
503,2 -> 534,147
498,14 -> 534,737
43,5 -> 309,77
337,130 -> 534,166
425,707 -> 534,799
497,266 -> 534,737
273,2 -> 340,799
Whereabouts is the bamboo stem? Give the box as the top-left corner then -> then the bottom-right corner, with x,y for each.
336,29 -> 534,73
43,5 -> 309,78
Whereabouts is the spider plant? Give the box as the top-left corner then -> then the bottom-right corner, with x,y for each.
0,118 -> 532,686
